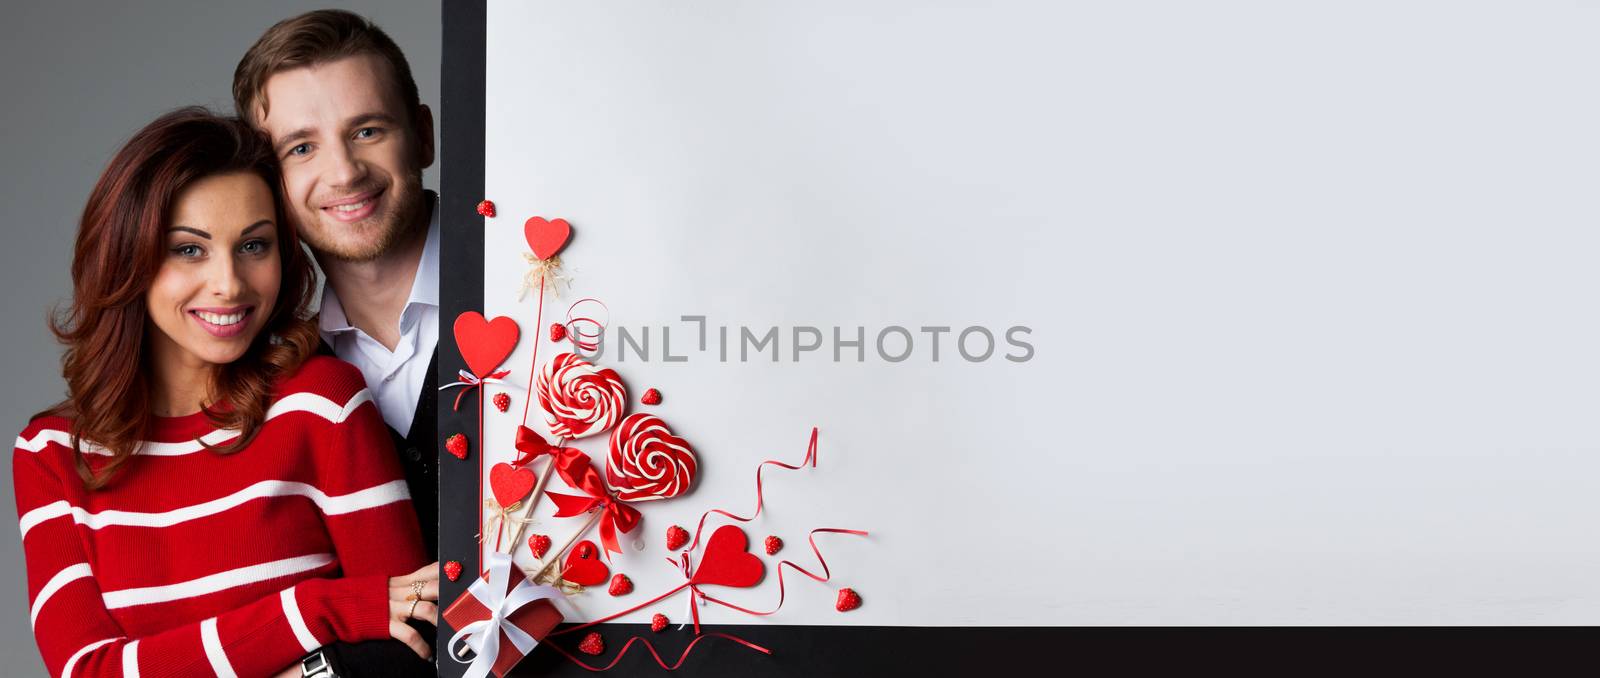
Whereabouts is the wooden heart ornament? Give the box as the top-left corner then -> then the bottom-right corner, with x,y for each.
453,311 -> 519,379
489,462 -> 536,508
524,216 -> 572,260
563,540 -> 611,586
690,525 -> 765,588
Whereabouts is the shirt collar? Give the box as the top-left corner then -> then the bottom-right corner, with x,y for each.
318,190 -> 440,335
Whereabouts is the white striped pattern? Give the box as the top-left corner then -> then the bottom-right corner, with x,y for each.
14,390 -> 374,456
61,637 -> 118,678
102,553 -> 334,610
280,587 -> 319,652
19,479 -> 411,541
31,563 -> 93,628
121,639 -> 139,678
199,618 -> 238,678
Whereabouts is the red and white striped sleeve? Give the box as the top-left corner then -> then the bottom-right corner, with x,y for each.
13,440 -> 391,678
301,358 -> 429,578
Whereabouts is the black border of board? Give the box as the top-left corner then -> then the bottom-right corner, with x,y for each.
438,1 -> 1597,675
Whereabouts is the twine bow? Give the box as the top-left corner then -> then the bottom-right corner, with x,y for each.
519,254 -> 570,300
448,551 -> 563,678
478,498 -> 538,547
438,369 -> 513,411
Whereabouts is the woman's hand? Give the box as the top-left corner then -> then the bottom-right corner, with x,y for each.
387,562 -> 440,658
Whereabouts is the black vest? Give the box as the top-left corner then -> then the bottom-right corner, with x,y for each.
389,352 -> 438,559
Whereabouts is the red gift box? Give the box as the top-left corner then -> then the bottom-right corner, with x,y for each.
443,557 -> 564,677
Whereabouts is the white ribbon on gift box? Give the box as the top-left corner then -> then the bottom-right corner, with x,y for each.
448,551 -> 564,678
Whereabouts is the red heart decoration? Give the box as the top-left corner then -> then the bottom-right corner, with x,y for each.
524,216 -> 572,260
489,462 -> 536,508
453,311 -> 519,379
690,525 -> 765,588
563,540 -> 610,586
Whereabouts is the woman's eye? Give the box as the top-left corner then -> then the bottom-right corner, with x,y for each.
172,244 -> 203,258
240,239 -> 271,255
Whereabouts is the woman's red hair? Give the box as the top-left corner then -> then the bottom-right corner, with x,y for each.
42,107 -> 320,489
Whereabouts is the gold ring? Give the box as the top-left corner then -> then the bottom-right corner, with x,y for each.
407,580 -> 426,601
408,599 -> 419,619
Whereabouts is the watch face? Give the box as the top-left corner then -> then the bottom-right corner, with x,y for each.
301,652 -> 331,677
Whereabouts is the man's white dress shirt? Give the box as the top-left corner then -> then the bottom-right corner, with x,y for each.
318,194 -> 440,437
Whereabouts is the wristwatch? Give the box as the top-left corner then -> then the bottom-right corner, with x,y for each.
300,650 -> 341,678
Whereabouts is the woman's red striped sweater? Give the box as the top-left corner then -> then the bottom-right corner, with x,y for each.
13,356 -> 427,678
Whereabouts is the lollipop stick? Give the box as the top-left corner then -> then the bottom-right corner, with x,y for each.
529,509 -> 602,584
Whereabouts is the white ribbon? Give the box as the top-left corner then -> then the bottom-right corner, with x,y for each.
437,369 -> 520,393
449,551 -> 564,678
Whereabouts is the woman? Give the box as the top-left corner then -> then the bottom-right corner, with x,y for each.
13,108 -> 436,677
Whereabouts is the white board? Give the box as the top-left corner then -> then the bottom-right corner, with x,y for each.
482,0 -> 1600,625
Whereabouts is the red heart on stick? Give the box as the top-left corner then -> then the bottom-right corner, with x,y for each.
690,525 -> 765,588
524,216 -> 572,260
563,540 -> 610,586
489,462 -> 536,508
453,311 -> 519,379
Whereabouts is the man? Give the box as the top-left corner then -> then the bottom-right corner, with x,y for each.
234,10 -> 439,676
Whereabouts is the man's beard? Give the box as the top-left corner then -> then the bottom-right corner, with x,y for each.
300,172 -> 426,263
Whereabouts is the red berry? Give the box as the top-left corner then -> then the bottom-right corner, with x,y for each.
476,200 -> 496,218
641,388 -> 662,406
666,525 -> 689,551
578,631 -> 604,655
608,573 -> 633,596
764,536 -> 783,556
835,588 -> 862,612
550,323 -> 568,342
650,613 -> 668,632
443,561 -> 463,582
492,392 -> 511,412
445,433 -> 469,460
529,534 -> 552,559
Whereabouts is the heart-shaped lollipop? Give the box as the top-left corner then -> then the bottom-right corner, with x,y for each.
690,525 -> 765,588
606,413 -> 697,502
562,540 -> 611,586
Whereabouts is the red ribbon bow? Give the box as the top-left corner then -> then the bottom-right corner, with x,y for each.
512,425 -> 585,468
545,454 -> 641,557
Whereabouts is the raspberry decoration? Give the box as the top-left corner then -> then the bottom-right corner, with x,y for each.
578,631 -> 604,656
491,392 -> 511,412
764,535 -> 783,556
666,525 -> 689,551
607,573 -> 633,596
549,322 -> 568,342
606,413 -> 697,502
443,561 -> 462,582
476,200 -> 496,217
641,388 -> 662,406
535,352 -> 627,439
445,433 -> 469,460
836,588 -> 862,612
529,534 -> 552,559
650,613 -> 668,633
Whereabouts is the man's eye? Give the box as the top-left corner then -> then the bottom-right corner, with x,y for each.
288,143 -> 311,156
355,127 -> 379,139
172,244 -> 203,258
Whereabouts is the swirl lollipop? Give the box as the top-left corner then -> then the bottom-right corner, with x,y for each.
606,413 -> 698,502
536,352 -> 627,439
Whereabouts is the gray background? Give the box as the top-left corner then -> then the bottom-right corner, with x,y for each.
0,2 -> 438,673
484,0 -> 1600,626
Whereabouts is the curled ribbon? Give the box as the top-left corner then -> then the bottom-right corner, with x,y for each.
545,454 -> 641,557
438,368 -> 514,411
546,633 -> 771,672
563,297 -> 609,353
448,551 -> 564,678
687,427 -> 820,552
